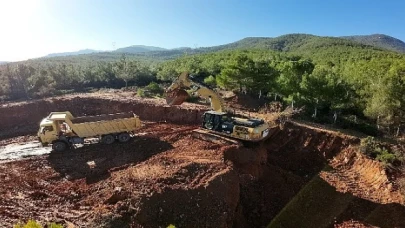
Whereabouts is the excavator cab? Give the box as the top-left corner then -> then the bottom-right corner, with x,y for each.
202,111 -> 234,134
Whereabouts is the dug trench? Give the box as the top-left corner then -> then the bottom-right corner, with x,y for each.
0,93 -> 404,227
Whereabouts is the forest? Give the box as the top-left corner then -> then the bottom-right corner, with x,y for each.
0,35 -> 404,136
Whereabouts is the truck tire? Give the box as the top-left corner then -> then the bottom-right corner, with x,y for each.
118,132 -> 131,143
101,134 -> 115,144
52,141 -> 67,152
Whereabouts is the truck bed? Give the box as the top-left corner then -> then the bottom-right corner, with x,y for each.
71,112 -> 135,124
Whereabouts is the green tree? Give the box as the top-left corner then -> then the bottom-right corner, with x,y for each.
204,75 -> 216,87
114,55 -> 132,87
28,69 -> 56,97
216,54 -> 255,91
276,59 -> 315,106
300,66 -> 352,117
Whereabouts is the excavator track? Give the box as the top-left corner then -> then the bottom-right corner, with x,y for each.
191,125 -> 280,147
191,129 -> 243,146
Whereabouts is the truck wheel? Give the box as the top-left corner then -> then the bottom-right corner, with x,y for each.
52,141 -> 67,152
101,134 -> 115,144
118,132 -> 131,143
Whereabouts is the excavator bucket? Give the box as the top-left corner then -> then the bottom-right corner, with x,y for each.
165,89 -> 189,105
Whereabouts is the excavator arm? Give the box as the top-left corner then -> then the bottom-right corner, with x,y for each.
165,72 -> 226,112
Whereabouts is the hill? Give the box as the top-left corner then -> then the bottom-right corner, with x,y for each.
5,33 -> 404,70
45,49 -> 100,57
114,45 -> 167,53
0,61 -> 8,65
34,33 -> 405,63
341,34 -> 405,53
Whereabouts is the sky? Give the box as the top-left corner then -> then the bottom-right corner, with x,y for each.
1,0 -> 404,61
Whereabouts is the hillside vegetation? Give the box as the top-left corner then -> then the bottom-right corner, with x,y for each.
1,34 -> 404,136
342,34 -> 405,53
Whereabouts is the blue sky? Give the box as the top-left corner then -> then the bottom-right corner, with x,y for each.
1,0 -> 404,61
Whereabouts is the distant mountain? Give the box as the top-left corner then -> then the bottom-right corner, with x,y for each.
171,47 -> 193,51
0,61 -> 8,65
25,33 -> 405,65
197,34 -> 317,52
114,45 -> 167,54
341,34 -> 405,53
45,49 -> 100,57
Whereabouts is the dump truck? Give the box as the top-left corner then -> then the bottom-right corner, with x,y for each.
165,72 -> 271,145
37,111 -> 142,152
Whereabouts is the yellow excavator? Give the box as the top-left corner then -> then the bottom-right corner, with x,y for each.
165,72 -> 271,145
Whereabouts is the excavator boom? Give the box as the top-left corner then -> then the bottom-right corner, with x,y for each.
165,72 -> 225,112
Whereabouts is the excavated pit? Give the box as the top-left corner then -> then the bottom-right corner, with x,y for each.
0,92 -> 208,139
0,92 -> 404,228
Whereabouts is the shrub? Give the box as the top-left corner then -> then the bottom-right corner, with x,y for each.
375,149 -> 396,165
145,82 -> 163,95
359,136 -> 402,167
360,136 -> 379,157
14,220 -> 63,228
203,75 -> 216,87
137,88 -> 146,97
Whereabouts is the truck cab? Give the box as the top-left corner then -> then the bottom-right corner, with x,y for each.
38,119 -> 58,146
37,112 -> 74,146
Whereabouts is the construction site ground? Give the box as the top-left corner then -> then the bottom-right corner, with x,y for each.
0,91 -> 404,228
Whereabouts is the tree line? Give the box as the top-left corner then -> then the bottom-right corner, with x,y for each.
0,56 -> 156,100
1,49 -> 404,136
157,50 -> 405,136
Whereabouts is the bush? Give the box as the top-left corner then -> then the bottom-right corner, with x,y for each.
359,136 -> 402,166
203,75 -> 216,87
145,82 -> 163,95
360,136 -> 379,156
376,150 -> 397,165
14,220 -> 63,228
137,88 -> 146,97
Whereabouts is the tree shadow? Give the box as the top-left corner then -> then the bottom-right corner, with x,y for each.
46,136 -> 173,184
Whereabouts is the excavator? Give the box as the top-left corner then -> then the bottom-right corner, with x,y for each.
164,72 -> 271,145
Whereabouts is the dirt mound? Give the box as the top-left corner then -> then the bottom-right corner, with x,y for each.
222,91 -> 269,111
